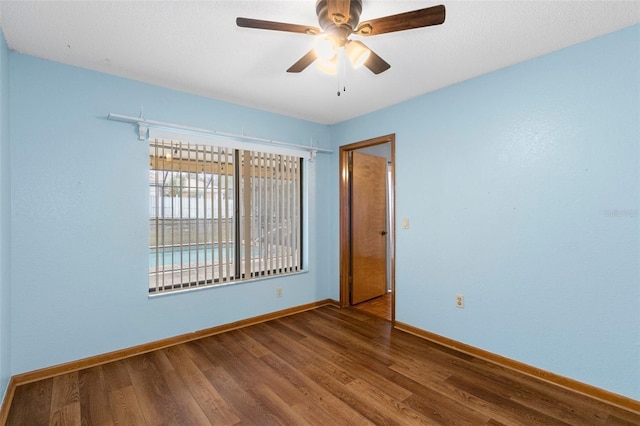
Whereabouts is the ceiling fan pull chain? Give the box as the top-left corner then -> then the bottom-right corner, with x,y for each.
337,51 -> 343,96
337,50 -> 347,96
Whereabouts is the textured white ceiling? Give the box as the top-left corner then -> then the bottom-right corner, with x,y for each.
1,1 -> 638,124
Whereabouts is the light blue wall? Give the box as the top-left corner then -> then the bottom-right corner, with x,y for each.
331,24 -> 640,400
9,54 -> 332,376
0,29 -> 11,403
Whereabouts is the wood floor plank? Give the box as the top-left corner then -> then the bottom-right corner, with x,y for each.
305,308 -> 392,349
353,292 -> 392,320
239,322 -> 313,368
6,305 -> 640,425
256,320 -> 361,387
344,377 -> 435,425
258,353 -> 373,426
265,317 -> 308,341
125,352 -> 189,425
202,363 -> 279,425
78,366 -> 115,425
216,331 -> 308,407
161,368 -> 214,425
182,340 -> 218,372
301,361 -> 417,425
290,400 -> 349,426
163,344 -> 240,425
299,362 -> 385,424
251,384 -> 311,425
444,373 -> 570,425
292,325 -> 415,402
234,329 -> 272,358
50,372 -> 79,407
197,332 -> 301,424
49,371 -> 79,424
6,379 -> 53,426
609,406 -> 640,424
388,360 -> 451,389
107,386 -> 146,426
302,312 -> 393,361
102,359 -> 133,391
49,402 -> 81,426
402,392 -> 493,425
606,413 -> 640,426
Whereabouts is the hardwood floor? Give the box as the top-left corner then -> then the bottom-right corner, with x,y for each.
353,292 -> 392,320
6,305 -> 639,425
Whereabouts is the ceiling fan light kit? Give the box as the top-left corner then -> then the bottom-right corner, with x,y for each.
236,0 -> 446,76
344,40 -> 370,69
316,55 -> 339,75
314,35 -> 336,60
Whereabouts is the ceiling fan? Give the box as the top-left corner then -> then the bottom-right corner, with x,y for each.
236,0 -> 446,75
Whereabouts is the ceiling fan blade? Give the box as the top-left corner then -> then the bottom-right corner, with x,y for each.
355,4 -> 445,36
287,50 -> 319,73
363,48 -> 391,75
327,0 -> 350,26
236,17 -> 320,35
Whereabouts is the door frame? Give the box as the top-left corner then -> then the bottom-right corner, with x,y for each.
339,134 -> 396,321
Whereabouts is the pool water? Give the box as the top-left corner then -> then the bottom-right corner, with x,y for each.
149,245 -> 236,268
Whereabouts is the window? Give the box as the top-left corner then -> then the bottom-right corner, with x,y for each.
149,138 -> 303,294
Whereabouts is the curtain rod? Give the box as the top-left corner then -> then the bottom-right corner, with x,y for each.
107,113 -> 333,157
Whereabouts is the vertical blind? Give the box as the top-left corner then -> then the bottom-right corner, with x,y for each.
149,138 -> 303,294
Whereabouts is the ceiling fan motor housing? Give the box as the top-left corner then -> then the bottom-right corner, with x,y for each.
316,0 -> 363,46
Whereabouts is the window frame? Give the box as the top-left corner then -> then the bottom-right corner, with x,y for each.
148,130 -> 307,295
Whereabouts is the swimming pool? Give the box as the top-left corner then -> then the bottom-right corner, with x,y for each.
149,245 -> 235,268
149,244 -> 266,268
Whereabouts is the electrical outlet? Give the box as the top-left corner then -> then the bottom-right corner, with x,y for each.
276,288 -> 283,298
455,294 -> 464,308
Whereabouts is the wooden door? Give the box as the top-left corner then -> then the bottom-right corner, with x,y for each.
350,151 -> 387,304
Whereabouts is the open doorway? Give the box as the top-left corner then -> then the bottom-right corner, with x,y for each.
339,134 -> 395,322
